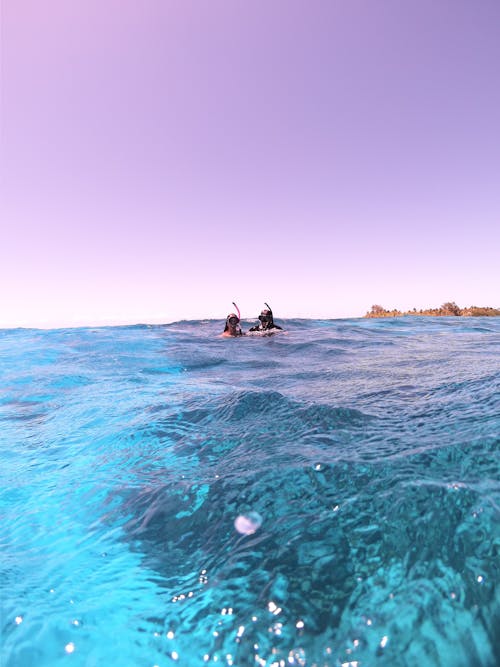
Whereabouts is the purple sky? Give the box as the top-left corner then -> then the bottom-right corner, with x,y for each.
2,0 -> 499,327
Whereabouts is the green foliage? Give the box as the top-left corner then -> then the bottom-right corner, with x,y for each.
462,306 -> 500,317
440,302 -> 461,316
365,303 -> 500,318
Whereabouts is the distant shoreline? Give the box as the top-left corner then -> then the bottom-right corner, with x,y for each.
365,302 -> 500,318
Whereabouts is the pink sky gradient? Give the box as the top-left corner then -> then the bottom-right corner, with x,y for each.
1,0 -> 499,328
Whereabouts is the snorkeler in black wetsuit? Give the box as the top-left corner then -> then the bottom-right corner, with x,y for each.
248,303 -> 283,333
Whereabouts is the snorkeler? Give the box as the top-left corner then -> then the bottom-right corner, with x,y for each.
248,303 -> 283,333
221,302 -> 244,337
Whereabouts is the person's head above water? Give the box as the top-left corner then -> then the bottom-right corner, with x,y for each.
248,302 -> 283,333
222,312 -> 243,337
258,309 -> 273,325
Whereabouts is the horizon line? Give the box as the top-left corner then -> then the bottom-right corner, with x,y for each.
0,314 -> 366,331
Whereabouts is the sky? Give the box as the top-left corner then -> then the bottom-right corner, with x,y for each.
1,0 -> 499,328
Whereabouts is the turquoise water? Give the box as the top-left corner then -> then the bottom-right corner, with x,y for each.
1,317 -> 498,667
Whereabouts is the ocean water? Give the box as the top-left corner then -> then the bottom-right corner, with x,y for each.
1,317 -> 499,667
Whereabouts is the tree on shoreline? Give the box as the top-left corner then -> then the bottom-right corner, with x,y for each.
440,302 -> 461,316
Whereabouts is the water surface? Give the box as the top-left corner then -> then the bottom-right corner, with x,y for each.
1,317 -> 499,666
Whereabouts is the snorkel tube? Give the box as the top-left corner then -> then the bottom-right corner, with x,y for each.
264,302 -> 273,322
232,302 -> 241,320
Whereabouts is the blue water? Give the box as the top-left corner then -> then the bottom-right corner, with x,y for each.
1,317 -> 499,667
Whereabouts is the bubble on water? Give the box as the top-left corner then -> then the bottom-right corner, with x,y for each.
234,511 -> 263,535
289,647 -> 306,666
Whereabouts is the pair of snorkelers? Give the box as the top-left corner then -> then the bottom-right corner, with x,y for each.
222,302 -> 283,337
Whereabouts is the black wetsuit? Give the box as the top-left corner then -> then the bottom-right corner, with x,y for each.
248,322 -> 283,332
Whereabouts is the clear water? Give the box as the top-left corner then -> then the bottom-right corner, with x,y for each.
1,317 -> 498,667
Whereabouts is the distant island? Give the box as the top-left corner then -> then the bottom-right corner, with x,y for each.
365,302 -> 500,318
